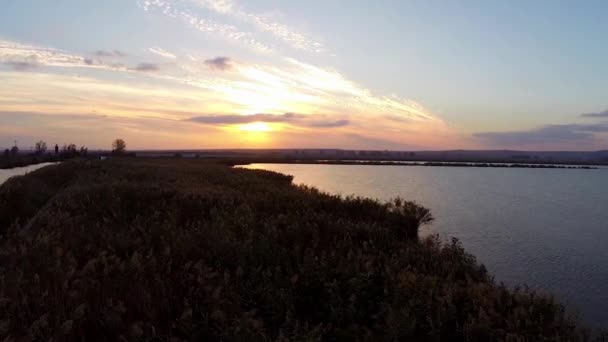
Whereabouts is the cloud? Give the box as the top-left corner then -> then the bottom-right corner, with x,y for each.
0,71 -> 226,123
129,63 -> 160,72
186,112 -> 349,128
581,109 -> 608,118
139,0 -> 272,52
95,50 -> 126,57
0,39 -> 86,68
308,119 -> 350,128
204,56 -> 232,71
0,40 -> 127,71
0,38 -> 451,149
474,123 -> 608,147
1,41 -> 162,74
0,110 -> 108,122
4,60 -> 38,71
148,47 -> 177,59
188,0 -> 325,53
188,113 -> 297,124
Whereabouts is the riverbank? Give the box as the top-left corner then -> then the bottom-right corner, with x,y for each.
0,162 -> 58,186
0,154 -> 61,169
0,159 -> 590,340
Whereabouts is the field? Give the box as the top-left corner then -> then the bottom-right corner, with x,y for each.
0,159 -> 589,341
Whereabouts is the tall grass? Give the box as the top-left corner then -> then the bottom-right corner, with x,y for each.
0,159 -> 588,341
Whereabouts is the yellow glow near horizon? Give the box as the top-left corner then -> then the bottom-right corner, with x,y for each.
239,122 -> 273,132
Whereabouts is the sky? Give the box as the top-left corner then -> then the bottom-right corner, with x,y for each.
0,0 -> 607,151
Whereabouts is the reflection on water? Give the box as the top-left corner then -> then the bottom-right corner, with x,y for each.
0,163 -> 57,185
244,163 -> 608,328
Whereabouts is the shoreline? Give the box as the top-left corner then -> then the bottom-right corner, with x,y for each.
231,159 -> 601,169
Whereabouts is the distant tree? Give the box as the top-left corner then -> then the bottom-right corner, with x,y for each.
112,139 -> 127,154
3,149 -> 9,158
35,141 -> 47,154
10,146 -> 19,156
80,146 -> 88,156
61,144 -> 78,158
55,144 -> 59,155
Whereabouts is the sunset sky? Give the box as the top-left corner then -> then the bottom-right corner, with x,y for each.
1,0 -> 607,151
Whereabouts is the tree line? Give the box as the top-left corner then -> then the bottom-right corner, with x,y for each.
1,139 -> 128,168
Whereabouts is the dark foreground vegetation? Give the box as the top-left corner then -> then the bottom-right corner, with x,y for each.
0,159 -> 591,340
0,153 -> 61,169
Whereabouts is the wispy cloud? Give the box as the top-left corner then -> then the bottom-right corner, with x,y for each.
234,58 -> 438,122
138,0 -> 272,52
148,47 -> 176,59
0,40 -> 91,69
0,40 -> 133,72
0,39 -> 167,74
0,40 -> 442,129
167,54 -> 446,148
581,109 -> 608,118
189,0 -> 325,53
0,39 -> 453,149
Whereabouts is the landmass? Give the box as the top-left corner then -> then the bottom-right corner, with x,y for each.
3,148 -> 608,170
232,159 -> 599,169
0,159 -> 589,340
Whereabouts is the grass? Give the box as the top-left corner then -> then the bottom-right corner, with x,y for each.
0,158 -> 590,341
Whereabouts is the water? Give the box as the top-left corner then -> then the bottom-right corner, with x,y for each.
0,163 -> 56,185
244,163 -> 608,328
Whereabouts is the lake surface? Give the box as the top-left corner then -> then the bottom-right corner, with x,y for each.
244,163 -> 608,328
0,163 -> 56,185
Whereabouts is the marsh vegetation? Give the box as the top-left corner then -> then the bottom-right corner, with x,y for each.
0,159 -> 589,340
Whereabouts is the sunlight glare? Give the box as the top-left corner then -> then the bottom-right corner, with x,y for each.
239,122 -> 273,132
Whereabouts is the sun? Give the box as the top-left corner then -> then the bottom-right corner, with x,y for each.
239,122 -> 272,132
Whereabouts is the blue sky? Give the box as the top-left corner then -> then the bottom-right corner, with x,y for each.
1,0 -> 607,150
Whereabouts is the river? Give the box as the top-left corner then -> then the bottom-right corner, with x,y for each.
0,163 -> 57,185
243,163 -> 608,328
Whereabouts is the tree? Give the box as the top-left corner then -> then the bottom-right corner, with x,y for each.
112,139 -> 127,154
3,149 -> 9,158
10,146 -> 19,156
61,144 -> 78,158
80,146 -> 88,156
35,141 -> 47,154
